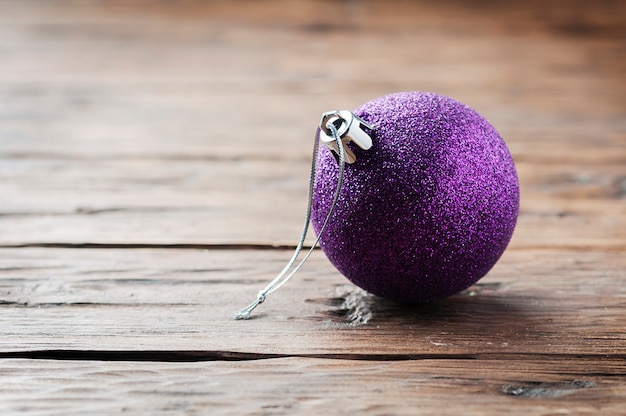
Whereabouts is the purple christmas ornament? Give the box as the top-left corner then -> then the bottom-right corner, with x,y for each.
311,92 -> 519,303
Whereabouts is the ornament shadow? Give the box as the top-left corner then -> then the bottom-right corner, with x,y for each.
314,283 -> 550,348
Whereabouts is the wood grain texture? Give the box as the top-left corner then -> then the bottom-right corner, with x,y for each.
1,358 -> 624,416
0,0 -> 624,414
0,247 -> 623,356
0,157 -> 624,247
0,0 -> 624,249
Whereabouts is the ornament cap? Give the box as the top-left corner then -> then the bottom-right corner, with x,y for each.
319,110 -> 373,163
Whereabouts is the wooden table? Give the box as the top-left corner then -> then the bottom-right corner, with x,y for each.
1,1 -> 624,414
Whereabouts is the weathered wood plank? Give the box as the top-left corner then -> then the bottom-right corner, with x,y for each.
0,0 -> 623,158
1,357 -> 624,416
0,247 -> 623,356
2,112 -> 622,243
0,201 -> 623,247
0,155 -> 624,247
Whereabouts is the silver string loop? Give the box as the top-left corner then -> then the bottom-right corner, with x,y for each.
233,111 -> 372,320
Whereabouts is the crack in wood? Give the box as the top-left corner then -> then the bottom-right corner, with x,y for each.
0,301 -> 201,308
0,350 -> 286,362
1,350 -> 624,363
501,379 -> 597,398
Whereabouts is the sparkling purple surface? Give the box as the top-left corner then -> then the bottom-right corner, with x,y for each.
311,92 -> 519,303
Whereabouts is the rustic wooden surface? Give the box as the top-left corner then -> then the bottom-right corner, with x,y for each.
0,0 -> 624,414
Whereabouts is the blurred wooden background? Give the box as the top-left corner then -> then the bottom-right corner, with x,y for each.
0,0 -> 624,414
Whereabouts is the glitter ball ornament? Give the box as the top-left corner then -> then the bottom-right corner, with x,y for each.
311,91 -> 519,303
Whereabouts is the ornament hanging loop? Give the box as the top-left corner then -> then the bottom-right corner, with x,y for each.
232,111 -> 373,320
319,110 -> 373,164
232,121 -> 346,320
